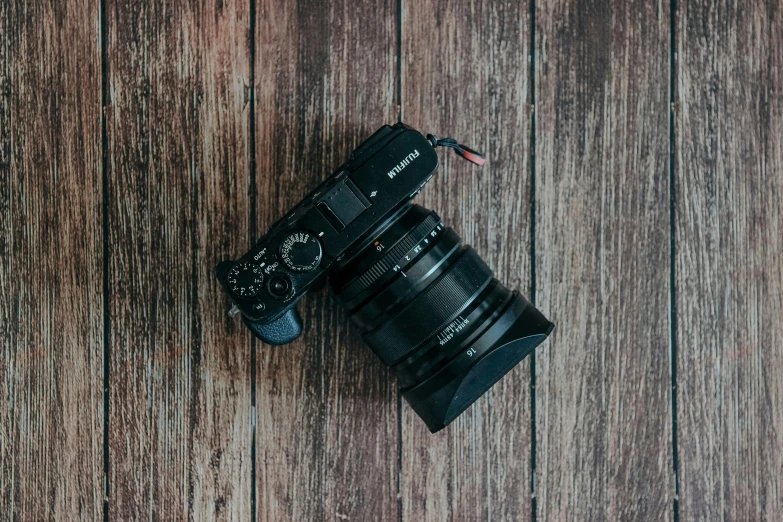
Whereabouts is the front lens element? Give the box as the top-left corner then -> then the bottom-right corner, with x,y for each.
331,204 -> 553,432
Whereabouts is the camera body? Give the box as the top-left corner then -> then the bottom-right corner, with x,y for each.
217,122 -> 553,432
216,123 -> 439,344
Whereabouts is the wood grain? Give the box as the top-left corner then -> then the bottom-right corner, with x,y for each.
0,0 -> 104,519
675,1 -> 783,520
401,1 -> 534,520
5,0 -> 783,519
534,1 -> 674,520
105,0 -> 253,519
0,0 -> 8,507
254,1 -> 399,520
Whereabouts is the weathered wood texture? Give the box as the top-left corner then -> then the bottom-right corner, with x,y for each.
0,0 -> 104,519
535,1 -> 674,520
401,1 -> 534,520
254,1 -> 399,521
5,0 -> 783,520
675,1 -> 783,520
105,0 -> 253,519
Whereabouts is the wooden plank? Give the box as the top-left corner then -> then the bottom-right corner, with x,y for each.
0,0 -> 104,519
401,1 -> 533,520
105,0 -> 253,518
675,1 -> 783,519
534,1 -> 673,520
253,1 -> 399,520
0,0 -> 7,167
0,0 -> 8,509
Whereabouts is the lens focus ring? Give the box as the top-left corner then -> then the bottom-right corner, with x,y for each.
363,247 -> 493,366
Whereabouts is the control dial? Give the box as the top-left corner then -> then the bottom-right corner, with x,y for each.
279,231 -> 323,272
227,262 -> 264,297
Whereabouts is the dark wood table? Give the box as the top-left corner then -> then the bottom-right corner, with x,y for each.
2,0 -> 781,520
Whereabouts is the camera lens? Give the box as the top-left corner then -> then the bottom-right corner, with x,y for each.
330,204 -> 554,432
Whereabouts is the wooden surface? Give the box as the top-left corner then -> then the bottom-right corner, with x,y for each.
1,0 -> 782,521
105,0 -> 253,520
535,0 -> 674,520
675,1 -> 783,520
1,0 -> 104,520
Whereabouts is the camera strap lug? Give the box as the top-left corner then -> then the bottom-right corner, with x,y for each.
426,134 -> 486,166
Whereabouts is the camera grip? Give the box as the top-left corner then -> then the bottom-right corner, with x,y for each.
243,308 -> 303,345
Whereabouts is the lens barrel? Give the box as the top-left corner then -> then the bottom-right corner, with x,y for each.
331,204 -> 553,432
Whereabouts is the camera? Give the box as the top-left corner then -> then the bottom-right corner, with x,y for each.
216,123 -> 553,432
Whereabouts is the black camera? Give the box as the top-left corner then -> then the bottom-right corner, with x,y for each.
216,123 -> 553,432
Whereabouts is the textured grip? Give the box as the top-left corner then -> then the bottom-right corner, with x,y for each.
364,248 -> 493,365
243,308 -> 303,345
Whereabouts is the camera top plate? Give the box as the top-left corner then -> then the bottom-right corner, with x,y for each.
216,123 -> 440,326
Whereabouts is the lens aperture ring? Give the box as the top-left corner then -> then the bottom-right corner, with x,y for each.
364,247 -> 493,366
337,213 -> 442,301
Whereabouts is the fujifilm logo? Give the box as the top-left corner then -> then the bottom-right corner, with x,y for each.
387,149 -> 420,179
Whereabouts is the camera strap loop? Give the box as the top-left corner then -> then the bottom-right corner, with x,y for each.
426,134 -> 486,166
427,134 -> 486,166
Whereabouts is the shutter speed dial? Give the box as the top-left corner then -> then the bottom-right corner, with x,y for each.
227,262 -> 264,297
279,231 -> 323,272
